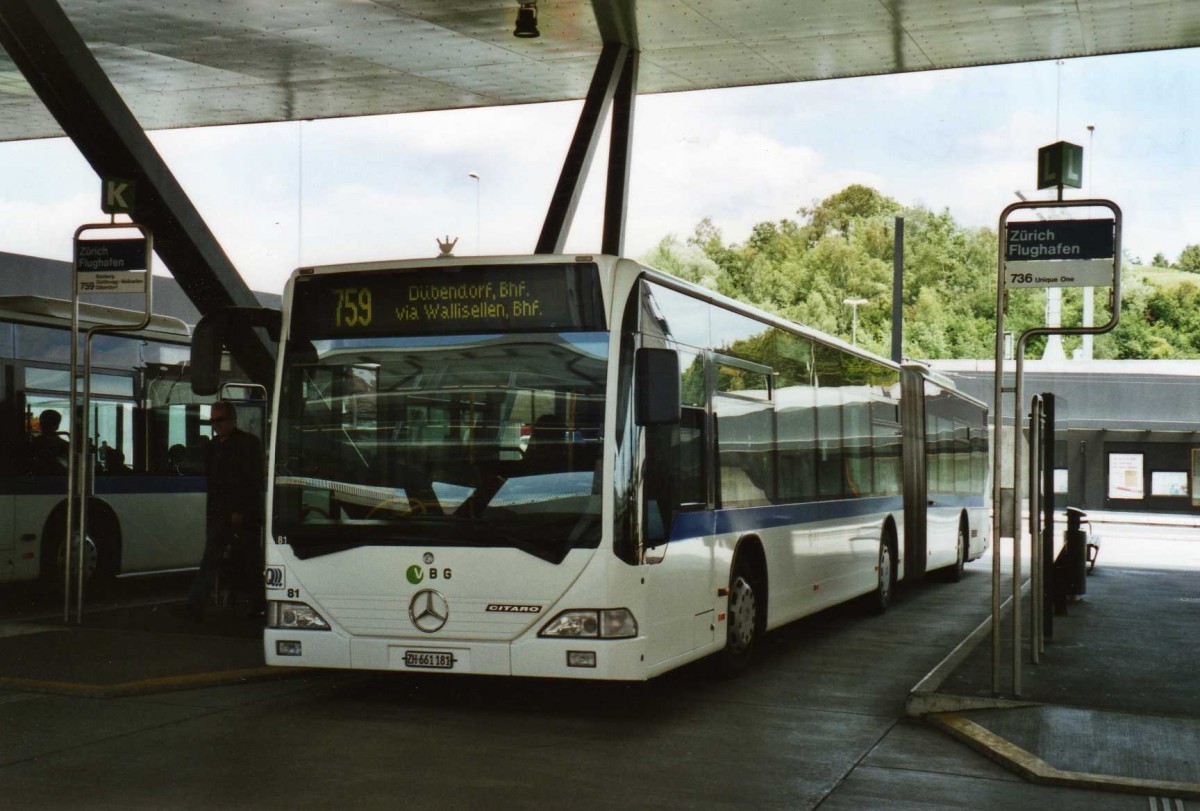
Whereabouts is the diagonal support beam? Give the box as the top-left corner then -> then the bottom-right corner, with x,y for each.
0,0 -> 275,384
536,41 -> 628,255
602,48 -> 639,257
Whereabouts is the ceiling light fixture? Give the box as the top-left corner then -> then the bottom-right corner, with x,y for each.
514,2 -> 540,38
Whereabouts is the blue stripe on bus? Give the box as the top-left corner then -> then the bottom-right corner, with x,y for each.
0,476 -> 206,496
670,495 -> 905,541
95,476 -> 207,495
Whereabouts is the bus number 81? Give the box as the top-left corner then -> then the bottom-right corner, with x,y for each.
334,287 -> 373,328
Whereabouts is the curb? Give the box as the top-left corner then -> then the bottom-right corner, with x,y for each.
930,712 -> 1200,800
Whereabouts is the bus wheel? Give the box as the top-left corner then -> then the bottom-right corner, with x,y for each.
945,522 -> 967,583
41,530 -> 100,592
871,537 -> 896,614
718,557 -> 761,677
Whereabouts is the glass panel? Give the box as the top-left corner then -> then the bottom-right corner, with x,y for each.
16,325 -> 71,364
842,386 -> 872,498
711,308 -> 772,362
91,334 -> 141,369
641,283 -> 709,349
814,345 -> 844,498
873,413 -> 902,498
25,368 -> 70,391
643,347 -> 708,544
774,331 -> 816,504
954,421 -> 971,494
92,401 -> 135,474
15,325 -> 140,369
23,396 -> 72,476
715,391 -> 773,507
142,361 -> 223,475
90,374 -> 134,397
1150,471 -> 1188,497
973,430 -> 989,495
25,367 -> 133,397
273,332 -> 608,563
715,362 -> 769,400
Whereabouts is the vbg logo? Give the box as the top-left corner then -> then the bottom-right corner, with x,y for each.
264,566 -> 285,590
406,565 -> 425,585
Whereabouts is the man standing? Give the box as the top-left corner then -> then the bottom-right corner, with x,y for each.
186,401 -> 264,620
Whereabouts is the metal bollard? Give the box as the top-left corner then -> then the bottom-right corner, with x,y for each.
1064,507 -> 1088,598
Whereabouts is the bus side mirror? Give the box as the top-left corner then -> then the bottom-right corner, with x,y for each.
192,307 -> 281,395
635,348 -> 680,426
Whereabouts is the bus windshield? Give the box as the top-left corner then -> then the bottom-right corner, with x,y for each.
273,331 -> 609,563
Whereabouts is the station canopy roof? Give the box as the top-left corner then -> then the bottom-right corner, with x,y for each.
1,0 -> 1199,142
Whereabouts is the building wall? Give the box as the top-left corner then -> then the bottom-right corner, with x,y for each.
931,360 -> 1200,516
0,251 -> 280,319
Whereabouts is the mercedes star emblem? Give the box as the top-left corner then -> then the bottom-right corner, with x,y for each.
408,589 -> 449,633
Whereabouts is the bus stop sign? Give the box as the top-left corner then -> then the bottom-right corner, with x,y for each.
74,236 -> 148,294
1004,218 -> 1115,289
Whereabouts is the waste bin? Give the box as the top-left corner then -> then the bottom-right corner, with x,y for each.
1063,507 -> 1088,598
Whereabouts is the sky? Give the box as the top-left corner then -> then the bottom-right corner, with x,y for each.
0,47 -> 1197,294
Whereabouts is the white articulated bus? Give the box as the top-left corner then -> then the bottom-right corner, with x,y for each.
0,296 -> 260,588
240,255 -> 988,679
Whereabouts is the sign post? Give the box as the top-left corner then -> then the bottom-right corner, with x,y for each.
991,197 -> 1121,698
64,213 -> 154,623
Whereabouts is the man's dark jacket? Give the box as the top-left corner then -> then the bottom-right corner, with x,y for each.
205,428 -> 264,525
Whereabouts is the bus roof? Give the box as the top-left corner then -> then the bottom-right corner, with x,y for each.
0,295 -> 191,339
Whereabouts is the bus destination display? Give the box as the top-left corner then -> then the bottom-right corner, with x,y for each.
292,263 -> 605,338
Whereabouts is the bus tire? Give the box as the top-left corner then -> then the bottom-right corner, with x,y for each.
944,518 -> 967,583
717,554 -> 762,677
871,533 -> 897,615
39,511 -> 118,594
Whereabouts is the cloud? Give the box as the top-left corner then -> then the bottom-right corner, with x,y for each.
0,193 -> 98,261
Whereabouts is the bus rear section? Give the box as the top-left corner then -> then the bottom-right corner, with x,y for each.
901,363 -> 992,581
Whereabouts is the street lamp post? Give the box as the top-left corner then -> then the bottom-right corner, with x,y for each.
843,298 -> 867,345
468,171 -> 481,255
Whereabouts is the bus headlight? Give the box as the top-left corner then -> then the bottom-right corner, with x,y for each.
539,608 -> 637,639
268,601 -> 330,630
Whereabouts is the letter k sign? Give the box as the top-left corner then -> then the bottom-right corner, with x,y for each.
101,178 -> 135,214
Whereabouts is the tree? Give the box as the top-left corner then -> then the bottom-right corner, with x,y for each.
642,235 -> 721,290
1151,252 -> 1169,268
1176,244 -> 1200,273
798,184 -> 901,248
650,185 -> 1200,360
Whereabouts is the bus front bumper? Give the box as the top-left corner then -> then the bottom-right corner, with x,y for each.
264,629 -> 650,681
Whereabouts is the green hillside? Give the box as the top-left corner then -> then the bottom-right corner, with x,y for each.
643,185 -> 1200,360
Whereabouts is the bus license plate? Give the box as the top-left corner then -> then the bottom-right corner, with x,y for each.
403,650 -> 455,670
